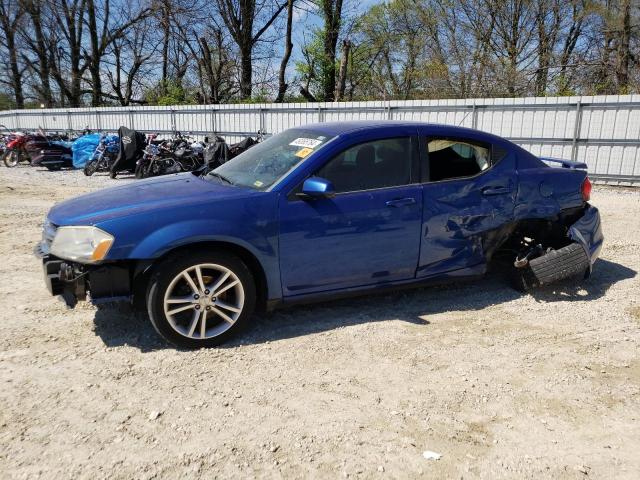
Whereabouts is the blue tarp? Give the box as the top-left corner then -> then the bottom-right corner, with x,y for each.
72,134 -> 101,168
71,134 -> 118,168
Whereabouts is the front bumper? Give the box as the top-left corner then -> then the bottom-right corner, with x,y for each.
36,244 -> 131,307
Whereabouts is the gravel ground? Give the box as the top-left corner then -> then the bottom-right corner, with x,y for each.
0,165 -> 639,479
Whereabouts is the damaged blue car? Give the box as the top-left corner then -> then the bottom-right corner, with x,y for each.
36,122 -> 604,348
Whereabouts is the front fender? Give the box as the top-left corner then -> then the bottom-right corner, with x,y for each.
125,218 -> 281,300
127,219 -> 272,259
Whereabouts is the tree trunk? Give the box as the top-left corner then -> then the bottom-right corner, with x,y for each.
0,4 -> 24,108
334,39 -> 350,101
160,0 -> 171,94
615,0 -> 631,92
24,2 -> 53,106
239,43 -> 252,99
299,86 -> 317,102
321,0 -> 343,101
86,0 -> 103,106
535,2 -> 549,96
275,0 -> 294,102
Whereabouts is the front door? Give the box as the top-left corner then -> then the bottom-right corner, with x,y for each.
278,136 -> 423,296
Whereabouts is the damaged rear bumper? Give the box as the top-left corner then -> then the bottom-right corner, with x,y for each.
514,204 -> 604,290
567,204 -> 604,271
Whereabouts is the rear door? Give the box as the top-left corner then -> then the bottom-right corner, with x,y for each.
417,132 -> 518,278
278,133 -> 423,296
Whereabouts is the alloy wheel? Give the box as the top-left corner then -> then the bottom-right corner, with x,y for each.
162,263 -> 245,340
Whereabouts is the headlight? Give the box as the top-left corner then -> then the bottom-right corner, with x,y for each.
50,226 -> 114,263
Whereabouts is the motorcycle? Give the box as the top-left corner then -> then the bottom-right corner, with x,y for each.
83,134 -> 120,176
2,126 -> 30,167
110,126 -> 147,178
197,132 -> 263,175
135,132 -> 205,179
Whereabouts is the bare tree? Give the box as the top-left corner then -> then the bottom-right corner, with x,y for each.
46,0 -> 88,106
215,0 -> 287,99
20,0 -> 59,106
0,0 -> 25,107
105,16 -> 159,105
83,0 -> 151,105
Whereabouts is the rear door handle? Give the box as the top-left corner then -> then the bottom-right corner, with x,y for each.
481,185 -> 511,196
386,197 -> 417,207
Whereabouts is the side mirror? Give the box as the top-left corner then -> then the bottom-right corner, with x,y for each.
299,177 -> 335,199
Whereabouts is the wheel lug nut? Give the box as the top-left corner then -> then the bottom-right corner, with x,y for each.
204,289 -> 210,295
194,294 -> 199,299
195,305 -> 200,310
205,306 -> 211,311
211,297 -> 216,302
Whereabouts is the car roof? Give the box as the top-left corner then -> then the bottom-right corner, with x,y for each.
297,121 -> 505,143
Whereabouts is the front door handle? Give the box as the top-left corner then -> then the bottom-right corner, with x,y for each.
386,197 -> 417,208
481,185 -> 511,196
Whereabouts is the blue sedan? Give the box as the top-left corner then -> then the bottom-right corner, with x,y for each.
36,122 -> 603,348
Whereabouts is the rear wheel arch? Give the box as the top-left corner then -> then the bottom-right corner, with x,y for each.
132,241 -> 269,312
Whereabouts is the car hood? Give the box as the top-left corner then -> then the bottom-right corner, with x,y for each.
48,173 -> 257,226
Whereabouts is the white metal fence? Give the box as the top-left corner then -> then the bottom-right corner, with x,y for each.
2,95 -> 640,183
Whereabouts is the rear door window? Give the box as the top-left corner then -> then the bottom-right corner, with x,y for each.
423,138 -> 491,182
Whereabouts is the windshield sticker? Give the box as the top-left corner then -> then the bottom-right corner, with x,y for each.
290,138 -> 323,148
295,147 -> 313,158
253,180 -> 264,187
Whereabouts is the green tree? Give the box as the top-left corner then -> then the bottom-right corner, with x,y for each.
144,80 -> 197,105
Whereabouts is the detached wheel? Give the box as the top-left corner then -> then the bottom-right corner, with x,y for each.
147,251 -> 256,348
511,242 -> 590,292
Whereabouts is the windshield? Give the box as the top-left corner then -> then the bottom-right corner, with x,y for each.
208,129 -> 335,190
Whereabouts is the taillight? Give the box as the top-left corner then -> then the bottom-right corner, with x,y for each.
581,176 -> 592,202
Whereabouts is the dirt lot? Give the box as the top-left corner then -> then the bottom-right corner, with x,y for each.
0,166 -> 639,479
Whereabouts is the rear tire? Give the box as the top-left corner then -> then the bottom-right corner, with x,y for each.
146,251 -> 256,348
134,162 -> 146,179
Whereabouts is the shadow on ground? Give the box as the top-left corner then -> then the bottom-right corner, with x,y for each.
92,258 -> 636,351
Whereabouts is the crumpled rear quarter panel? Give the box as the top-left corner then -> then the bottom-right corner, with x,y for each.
514,167 -> 586,221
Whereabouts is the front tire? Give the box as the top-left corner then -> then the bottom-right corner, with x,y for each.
3,150 -> 20,167
146,251 -> 256,348
84,159 -> 98,176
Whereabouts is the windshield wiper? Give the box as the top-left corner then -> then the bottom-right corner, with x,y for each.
208,172 -> 235,185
